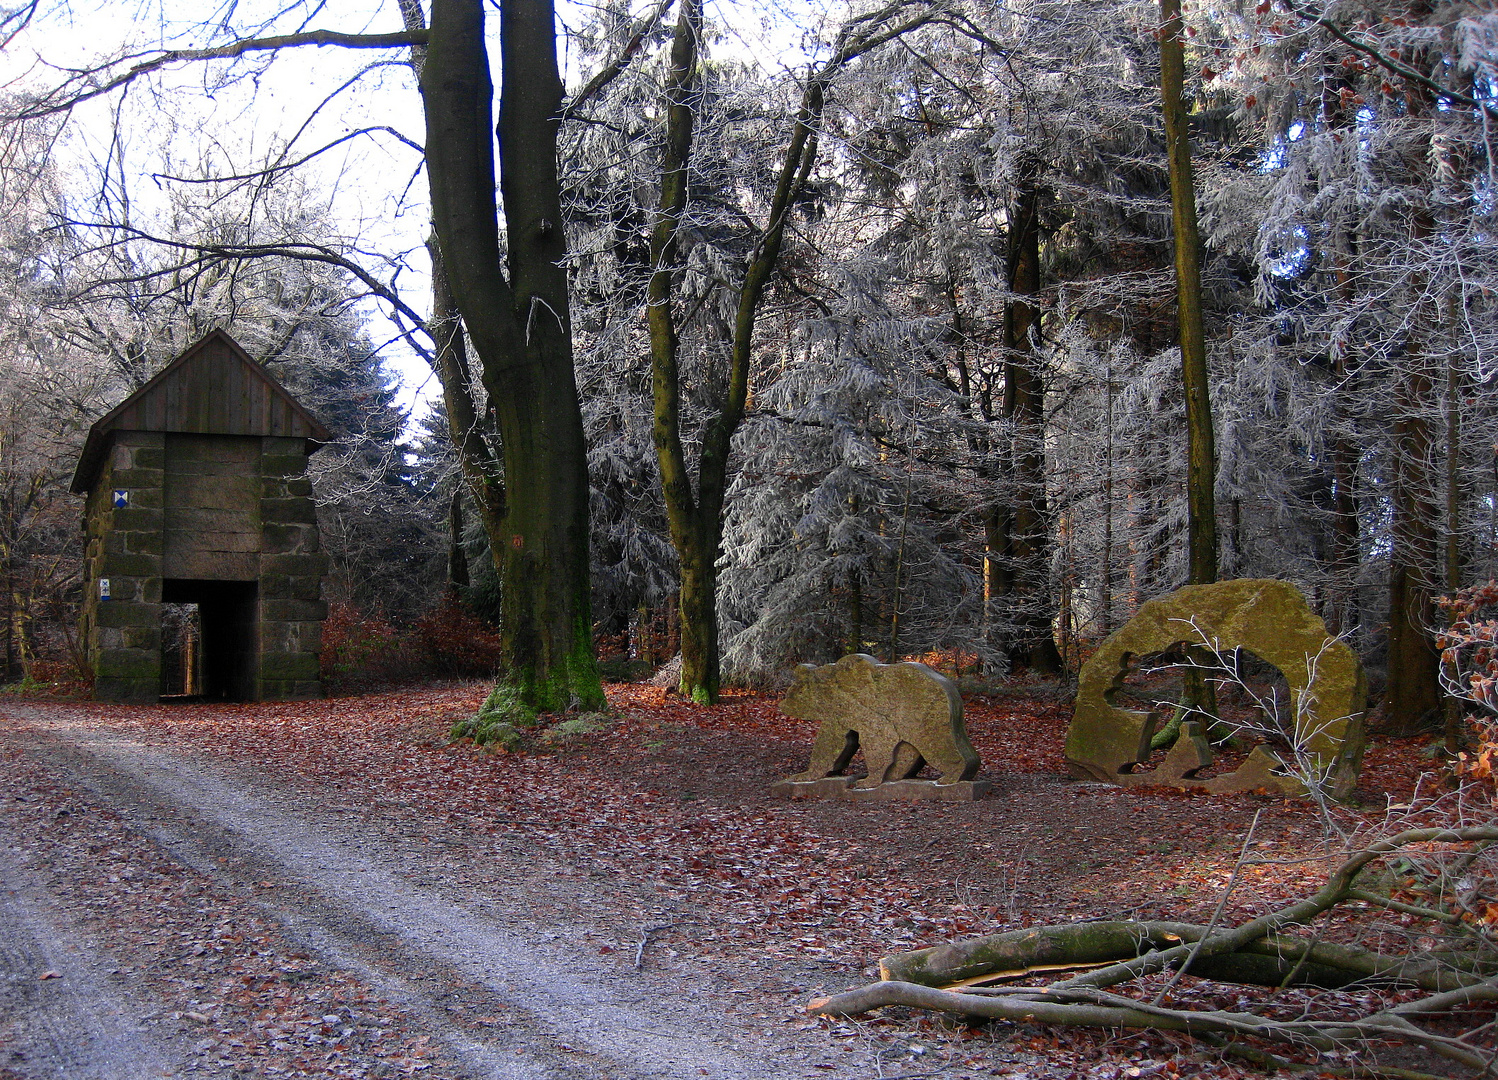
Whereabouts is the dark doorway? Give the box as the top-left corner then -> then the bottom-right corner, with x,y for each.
161,579 -> 258,700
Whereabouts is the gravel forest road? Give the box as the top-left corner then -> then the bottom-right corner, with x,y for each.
0,704 -> 857,1080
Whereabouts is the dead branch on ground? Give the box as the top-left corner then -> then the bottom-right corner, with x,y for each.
812,825 -> 1498,1074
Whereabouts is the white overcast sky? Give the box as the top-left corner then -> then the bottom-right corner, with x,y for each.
3,0 -> 821,416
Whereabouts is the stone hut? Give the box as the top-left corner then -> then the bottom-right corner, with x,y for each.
70,330 -> 332,702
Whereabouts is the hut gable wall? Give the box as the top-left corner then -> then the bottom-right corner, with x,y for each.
104,334 -> 323,438
75,331 -> 327,703
71,329 -> 331,495
163,434 -> 262,580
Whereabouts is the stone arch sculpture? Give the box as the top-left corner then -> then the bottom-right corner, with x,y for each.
1064,579 -> 1366,799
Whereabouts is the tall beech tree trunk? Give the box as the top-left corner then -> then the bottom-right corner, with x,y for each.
1160,0 -> 1218,588
420,0 -> 603,727
998,168 -> 1061,673
648,2 -> 935,702
1159,0 -> 1218,731
425,237 -> 508,556
400,7 -> 502,630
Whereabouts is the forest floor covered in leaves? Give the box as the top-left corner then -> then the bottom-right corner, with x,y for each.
0,680 -> 1459,1079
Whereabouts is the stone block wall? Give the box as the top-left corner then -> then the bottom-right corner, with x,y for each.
82,432 -> 326,702
163,434 -> 261,580
256,437 -> 326,700
82,432 -> 166,702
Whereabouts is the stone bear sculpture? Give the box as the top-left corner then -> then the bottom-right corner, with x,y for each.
780,653 -> 980,787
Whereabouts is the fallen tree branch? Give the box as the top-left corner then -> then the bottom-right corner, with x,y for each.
879,920 -> 1198,986
882,920 -> 1489,993
810,979 -> 1230,1033
808,980 -> 1493,1070
1345,888 -> 1466,925
821,825 -> 1498,1072
1051,827 -> 1498,993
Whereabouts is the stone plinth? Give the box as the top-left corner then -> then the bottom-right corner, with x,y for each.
772,777 -> 990,801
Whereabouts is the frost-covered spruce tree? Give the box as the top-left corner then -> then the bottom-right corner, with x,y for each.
718,302 -> 986,684
806,0 -> 1195,667
1199,0 -> 1498,730
576,315 -> 678,652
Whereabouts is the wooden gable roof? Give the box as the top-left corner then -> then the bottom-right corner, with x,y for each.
71,329 -> 332,493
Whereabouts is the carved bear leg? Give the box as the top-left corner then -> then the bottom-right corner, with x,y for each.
789,725 -> 859,782
852,730 -> 905,788
917,738 -> 981,785
887,742 -> 925,781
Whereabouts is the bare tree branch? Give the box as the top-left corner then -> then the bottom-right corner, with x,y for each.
11,28 -> 428,120
1278,0 -> 1494,116
0,0 -> 40,52
151,126 -> 424,187
560,0 -> 673,121
62,220 -> 434,363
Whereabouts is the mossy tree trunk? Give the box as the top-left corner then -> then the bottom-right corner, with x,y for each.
646,0 -> 717,704
1160,0 -> 1217,589
420,0 -> 603,730
656,21 -> 828,703
1159,0 -> 1219,728
648,4 -> 937,703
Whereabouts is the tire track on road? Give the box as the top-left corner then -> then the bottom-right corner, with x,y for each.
1,706 -> 804,1080
0,842 -> 182,1080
